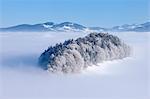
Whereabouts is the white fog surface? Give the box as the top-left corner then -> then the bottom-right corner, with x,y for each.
0,32 -> 149,99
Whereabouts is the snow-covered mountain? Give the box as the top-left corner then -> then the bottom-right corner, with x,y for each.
51,22 -> 86,31
111,22 -> 150,32
0,22 -> 87,32
0,21 -> 149,32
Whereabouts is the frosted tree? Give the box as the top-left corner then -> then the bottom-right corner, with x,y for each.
39,32 -> 131,73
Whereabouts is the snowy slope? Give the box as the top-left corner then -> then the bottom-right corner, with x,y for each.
111,22 -> 150,32
0,31 -> 149,99
0,22 -> 87,32
0,21 -> 149,32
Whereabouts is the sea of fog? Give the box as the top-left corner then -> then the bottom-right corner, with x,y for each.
0,31 -> 149,99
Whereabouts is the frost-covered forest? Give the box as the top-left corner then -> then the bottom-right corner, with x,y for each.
39,33 -> 131,73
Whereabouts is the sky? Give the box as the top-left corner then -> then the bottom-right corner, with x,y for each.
0,0 -> 149,28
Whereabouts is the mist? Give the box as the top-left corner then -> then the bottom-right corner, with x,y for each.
0,31 -> 149,99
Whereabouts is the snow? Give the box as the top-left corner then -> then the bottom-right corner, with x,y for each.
63,26 -> 72,30
42,24 -> 52,29
0,31 -> 149,99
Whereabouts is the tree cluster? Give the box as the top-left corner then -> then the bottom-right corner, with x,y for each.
39,33 -> 131,73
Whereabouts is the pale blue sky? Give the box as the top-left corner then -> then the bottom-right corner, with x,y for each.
0,0 -> 149,28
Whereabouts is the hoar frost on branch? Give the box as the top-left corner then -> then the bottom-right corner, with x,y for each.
39,32 -> 131,73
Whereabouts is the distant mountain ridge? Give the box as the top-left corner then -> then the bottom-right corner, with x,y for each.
111,22 -> 150,32
0,21 -> 149,32
0,22 -> 87,32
